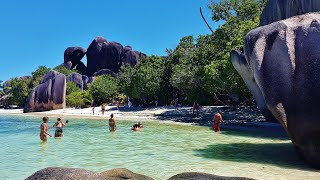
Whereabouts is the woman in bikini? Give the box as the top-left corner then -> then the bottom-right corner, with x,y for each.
40,116 -> 52,141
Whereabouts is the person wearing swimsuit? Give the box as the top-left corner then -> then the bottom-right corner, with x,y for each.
40,116 -> 52,141
109,114 -> 116,132
53,117 -> 66,137
213,111 -> 223,132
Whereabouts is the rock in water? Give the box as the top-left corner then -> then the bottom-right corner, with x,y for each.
100,168 -> 154,180
260,0 -> 320,26
24,70 -> 66,112
168,172 -> 255,180
232,13 -> 320,168
26,167 -> 107,180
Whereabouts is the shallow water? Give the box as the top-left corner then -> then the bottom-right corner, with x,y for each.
0,115 -> 319,180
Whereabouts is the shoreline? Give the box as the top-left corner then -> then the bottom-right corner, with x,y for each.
0,105 -> 284,130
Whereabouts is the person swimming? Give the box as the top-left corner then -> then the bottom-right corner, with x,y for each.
132,121 -> 143,131
53,117 -> 66,137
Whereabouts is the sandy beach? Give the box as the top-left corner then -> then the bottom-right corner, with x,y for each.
0,105 -> 283,130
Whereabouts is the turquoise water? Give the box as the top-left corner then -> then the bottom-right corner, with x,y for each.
0,115 -> 319,180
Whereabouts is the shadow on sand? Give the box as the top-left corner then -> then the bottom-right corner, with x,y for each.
193,142 -> 316,171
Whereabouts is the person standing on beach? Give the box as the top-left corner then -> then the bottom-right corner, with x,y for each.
116,99 -> 120,111
40,116 -> 52,141
213,111 -> 223,132
101,103 -> 106,115
109,113 -> 116,132
92,106 -> 95,115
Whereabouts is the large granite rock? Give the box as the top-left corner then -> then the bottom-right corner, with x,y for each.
76,61 -> 88,75
66,73 -> 93,91
67,72 -> 84,91
232,13 -> 320,168
168,172 -> 255,180
231,50 -> 277,123
93,69 -> 117,78
25,167 -> 107,180
86,36 -> 140,76
260,0 -> 320,26
24,70 -> 66,113
64,47 -> 86,69
100,168 -> 153,180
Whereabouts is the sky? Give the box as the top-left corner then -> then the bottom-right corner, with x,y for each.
0,0 -> 218,82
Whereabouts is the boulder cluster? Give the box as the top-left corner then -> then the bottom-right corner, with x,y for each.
231,0 -> 320,168
24,36 -> 145,113
63,36 -> 146,76
26,167 -> 254,180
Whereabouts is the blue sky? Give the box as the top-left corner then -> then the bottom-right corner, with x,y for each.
0,0 -> 218,82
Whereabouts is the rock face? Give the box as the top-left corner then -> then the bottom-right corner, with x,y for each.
26,167 -> 155,180
93,69 -> 118,78
232,13 -> 320,168
64,47 -> 86,69
24,71 -> 66,112
100,168 -> 154,180
86,36 -> 141,76
260,0 -> 320,26
66,73 -> 93,91
26,167 -> 107,180
168,172 -> 255,180
231,50 -> 277,123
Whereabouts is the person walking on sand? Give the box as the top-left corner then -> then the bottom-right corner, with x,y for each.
109,113 -> 116,132
101,103 -> 106,115
40,116 -> 52,141
213,111 -> 223,132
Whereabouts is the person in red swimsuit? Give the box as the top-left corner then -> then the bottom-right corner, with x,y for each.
213,111 -> 223,132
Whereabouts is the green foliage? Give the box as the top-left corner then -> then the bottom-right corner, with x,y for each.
118,55 -> 165,103
66,91 -> 83,107
6,77 -> 31,106
53,65 -> 79,76
66,82 -> 80,95
30,66 -> 51,87
89,75 -> 118,104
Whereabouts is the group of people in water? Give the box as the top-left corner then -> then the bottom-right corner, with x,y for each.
40,108 -> 223,141
108,113 -> 144,132
39,116 -> 68,141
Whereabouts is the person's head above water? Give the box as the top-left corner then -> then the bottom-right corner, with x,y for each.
43,116 -> 49,122
110,113 -> 114,118
57,117 -> 61,121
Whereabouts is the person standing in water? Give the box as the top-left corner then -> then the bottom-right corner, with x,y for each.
101,103 -> 106,115
53,117 -> 66,137
40,116 -> 52,141
213,111 -> 223,132
109,113 -> 116,132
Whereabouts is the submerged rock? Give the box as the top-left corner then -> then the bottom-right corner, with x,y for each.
232,13 -> 320,168
25,167 -> 107,180
24,70 -> 66,112
168,172 -> 255,180
100,168 -> 154,180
